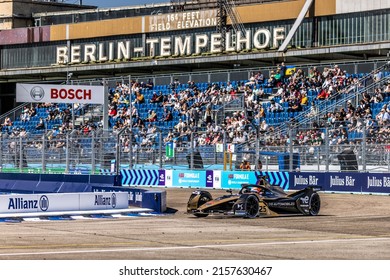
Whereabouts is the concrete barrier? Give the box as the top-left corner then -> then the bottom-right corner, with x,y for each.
0,192 -> 128,214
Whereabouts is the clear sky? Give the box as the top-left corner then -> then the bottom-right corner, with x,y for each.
82,0 -> 168,8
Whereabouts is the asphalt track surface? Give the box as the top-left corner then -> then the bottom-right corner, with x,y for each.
1,188 -> 390,260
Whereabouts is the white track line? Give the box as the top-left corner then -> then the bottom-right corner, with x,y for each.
0,208 -> 152,219
1,237 -> 390,257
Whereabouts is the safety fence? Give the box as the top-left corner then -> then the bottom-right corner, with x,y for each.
0,126 -> 389,174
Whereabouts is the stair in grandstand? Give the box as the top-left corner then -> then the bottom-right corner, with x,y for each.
74,104 -> 103,126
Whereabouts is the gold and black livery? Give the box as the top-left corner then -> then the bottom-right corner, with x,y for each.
187,176 -> 321,218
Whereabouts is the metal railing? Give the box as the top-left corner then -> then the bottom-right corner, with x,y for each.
0,126 -> 389,174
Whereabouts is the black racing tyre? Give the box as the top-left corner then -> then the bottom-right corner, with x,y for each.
194,213 -> 209,218
245,195 -> 259,218
197,192 -> 212,208
194,192 -> 212,218
308,192 -> 321,216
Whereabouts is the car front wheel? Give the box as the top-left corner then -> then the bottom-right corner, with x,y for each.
245,195 -> 259,218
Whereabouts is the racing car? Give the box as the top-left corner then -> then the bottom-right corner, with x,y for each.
187,176 -> 321,218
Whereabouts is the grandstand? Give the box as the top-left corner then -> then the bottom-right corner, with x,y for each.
0,0 -> 390,174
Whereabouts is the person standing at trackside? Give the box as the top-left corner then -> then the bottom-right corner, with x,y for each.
240,159 -> 251,170
257,159 -> 263,171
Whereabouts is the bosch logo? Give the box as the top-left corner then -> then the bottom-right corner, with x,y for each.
179,173 -> 184,178
39,195 -> 49,211
30,86 -> 45,101
111,193 -> 117,208
50,88 -> 92,100
228,174 -> 234,179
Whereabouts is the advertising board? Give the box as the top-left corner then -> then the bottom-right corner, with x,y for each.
0,192 -> 128,214
171,170 -> 206,188
16,83 -> 104,104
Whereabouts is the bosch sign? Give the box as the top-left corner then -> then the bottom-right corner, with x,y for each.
51,88 -> 92,101
17,83 -> 104,104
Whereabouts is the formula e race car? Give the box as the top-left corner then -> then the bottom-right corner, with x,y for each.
187,177 -> 321,218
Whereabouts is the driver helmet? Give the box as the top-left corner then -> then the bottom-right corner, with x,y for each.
251,187 -> 263,195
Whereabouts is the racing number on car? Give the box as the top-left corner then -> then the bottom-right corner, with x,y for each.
259,201 -> 267,213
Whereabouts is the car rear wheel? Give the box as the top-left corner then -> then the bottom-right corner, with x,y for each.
245,195 -> 259,218
309,193 -> 321,216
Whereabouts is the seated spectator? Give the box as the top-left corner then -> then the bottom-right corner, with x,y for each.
316,88 -> 329,100
269,99 -> 283,113
161,109 -> 173,122
300,93 -> 308,106
306,101 -> 318,118
3,116 -> 12,127
149,92 -> 159,103
145,110 -> 157,122
164,129 -> 174,143
155,91 -> 164,103
383,81 -> 390,96
371,88 -> 384,103
133,116 -> 144,128
285,100 -> 297,113
133,91 -> 145,104
36,118 -> 45,130
259,120 -> 269,133
146,79 -> 154,89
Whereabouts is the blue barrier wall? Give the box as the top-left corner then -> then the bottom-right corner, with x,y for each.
289,172 -> 390,194
0,173 -> 166,212
120,169 -> 390,194
91,185 -> 166,213
0,170 -> 388,213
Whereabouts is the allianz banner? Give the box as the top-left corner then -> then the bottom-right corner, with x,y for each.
16,83 -> 105,104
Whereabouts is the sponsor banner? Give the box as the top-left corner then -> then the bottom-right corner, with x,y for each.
289,172 -> 326,191
327,172 -> 361,192
16,83 -> 104,104
90,186 -> 166,212
158,170 -> 166,186
172,170 -> 205,188
256,171 -> 289,190
221,171 -> 258,189
213,170 -> 222,189
288,172 -> 390,194
206,170 -> 213,188
79,192 -> 128,210
121,169 -> 160,186
0,192 -> 127,214
363,174 -> 390,194
0,193 -> 79,213
165,142 -> 175,158
165,170 -> 173,187
127,189 -> 145,208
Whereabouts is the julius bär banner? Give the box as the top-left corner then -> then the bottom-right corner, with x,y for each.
16,83 -> 105,104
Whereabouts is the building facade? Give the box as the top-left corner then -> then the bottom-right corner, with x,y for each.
0,0 -> 389,113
